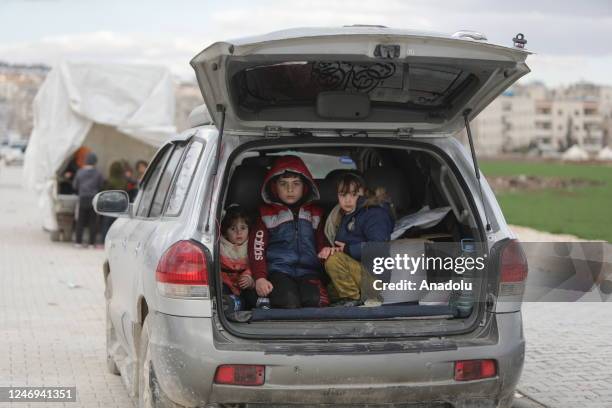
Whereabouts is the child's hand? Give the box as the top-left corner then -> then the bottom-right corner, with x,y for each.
255,278 -> 273,297
318,247 -> 332,260
238,274 -> 254,289
334,241 -> 346,253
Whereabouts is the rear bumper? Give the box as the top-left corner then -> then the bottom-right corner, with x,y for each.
149,312 -> 524,408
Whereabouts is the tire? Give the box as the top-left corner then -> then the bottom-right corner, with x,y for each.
138,316 -> 183,408
105,276 -> 120,375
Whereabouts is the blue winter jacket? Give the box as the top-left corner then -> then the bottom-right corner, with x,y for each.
335,196 -> 394,261
249,156 -> 326,280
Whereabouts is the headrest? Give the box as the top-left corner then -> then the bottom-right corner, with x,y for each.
316,169 -> 363,211
226,165 -> 268,214
241,156 -> 274,168
364,167 -> 410,213
325,168 -> 358,182
315,178 -> 337,210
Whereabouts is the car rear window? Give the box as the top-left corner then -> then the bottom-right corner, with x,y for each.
149,144 -> 186,218
230,60 -> 473,113
165,141 -> 204,216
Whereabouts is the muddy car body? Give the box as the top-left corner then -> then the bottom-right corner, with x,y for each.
96,27 -> 530,407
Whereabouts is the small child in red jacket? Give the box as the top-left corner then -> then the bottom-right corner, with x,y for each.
220,205 -> 259,310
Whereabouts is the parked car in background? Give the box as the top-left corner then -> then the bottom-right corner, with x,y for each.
95,26 -> 530,408
0,140 -> 27,165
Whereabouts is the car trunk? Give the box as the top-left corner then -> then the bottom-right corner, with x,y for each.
193,27 -> 529,340
211,136 -> 495,340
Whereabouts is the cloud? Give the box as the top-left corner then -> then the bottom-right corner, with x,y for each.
0,31 -> 203,79
204,0 -> 612,57
1,0 -> 612,86
526,54 -> 612,86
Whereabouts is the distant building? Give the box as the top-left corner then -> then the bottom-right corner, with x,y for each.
1,60 -> 611,155
174,81 -> 204,132
465,81 -> 612,156
0,62 -> 48,139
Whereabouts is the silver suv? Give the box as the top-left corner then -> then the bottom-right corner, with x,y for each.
95,27 -> 530,408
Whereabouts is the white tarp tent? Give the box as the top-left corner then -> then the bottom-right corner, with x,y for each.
23,61 -> 177,231
561,145 -> 589,161
596,146 -> 612,161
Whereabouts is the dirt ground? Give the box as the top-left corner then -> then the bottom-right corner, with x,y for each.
510,224 -> 586,242
488,175 -> 603,193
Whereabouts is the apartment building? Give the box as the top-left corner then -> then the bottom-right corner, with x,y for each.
468,81 -> 612,156
0,63 -> 48,139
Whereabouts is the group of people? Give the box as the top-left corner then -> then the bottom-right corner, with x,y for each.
220,155 -> 395,311
68,150 -> 148,247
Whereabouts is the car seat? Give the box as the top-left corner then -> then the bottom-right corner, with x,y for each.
240,155 -> 274,169
225,164 -> 268,215
363,166 -> 410,216
316,169 -> 363,212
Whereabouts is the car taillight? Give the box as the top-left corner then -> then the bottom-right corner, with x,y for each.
214,365 -> 265,386
499,239 -> 528,297
454,359 -> 496,381
156,240 -> 209,298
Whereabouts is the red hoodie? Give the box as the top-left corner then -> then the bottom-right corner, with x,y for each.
248,156 -> 328,281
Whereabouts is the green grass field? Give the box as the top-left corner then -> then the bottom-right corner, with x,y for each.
480,160 -> 612,242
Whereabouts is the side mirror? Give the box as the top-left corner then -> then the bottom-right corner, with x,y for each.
93,190 -> 130,217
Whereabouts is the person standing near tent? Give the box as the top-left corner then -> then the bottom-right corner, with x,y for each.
59,146 -> 91,194
72,152 -> 104,248
135,160 -> 148,181
100,161 -> 128,244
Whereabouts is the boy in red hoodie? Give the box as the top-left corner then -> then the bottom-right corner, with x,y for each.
249,156 -> 329,308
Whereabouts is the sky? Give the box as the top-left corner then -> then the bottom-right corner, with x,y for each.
1,0 -> 612,86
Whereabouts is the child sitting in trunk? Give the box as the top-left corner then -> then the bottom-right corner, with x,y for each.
220,205 -> 260,311
249,156 -> 330,309
319,173 -> 394,307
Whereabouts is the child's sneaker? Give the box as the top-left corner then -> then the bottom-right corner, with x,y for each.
256,297 -> 271,310
360,299 -> 383,307
223,294 -> 243,313
331,298 -> 363,307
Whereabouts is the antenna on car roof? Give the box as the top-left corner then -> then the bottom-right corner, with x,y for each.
463,109 -> 491,232
205,105 -> 226,233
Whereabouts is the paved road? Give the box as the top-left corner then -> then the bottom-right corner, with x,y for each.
512,227 -> 612,407
0,165 -> 610,407
0,165 -> 134,407
518,303 -> 612,407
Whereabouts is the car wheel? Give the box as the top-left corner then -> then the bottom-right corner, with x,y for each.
138,316 -> 183,408
105,276 -> 120,375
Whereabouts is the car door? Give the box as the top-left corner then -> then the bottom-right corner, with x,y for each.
124,143 -> 187,350
109,144 -> 173,351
